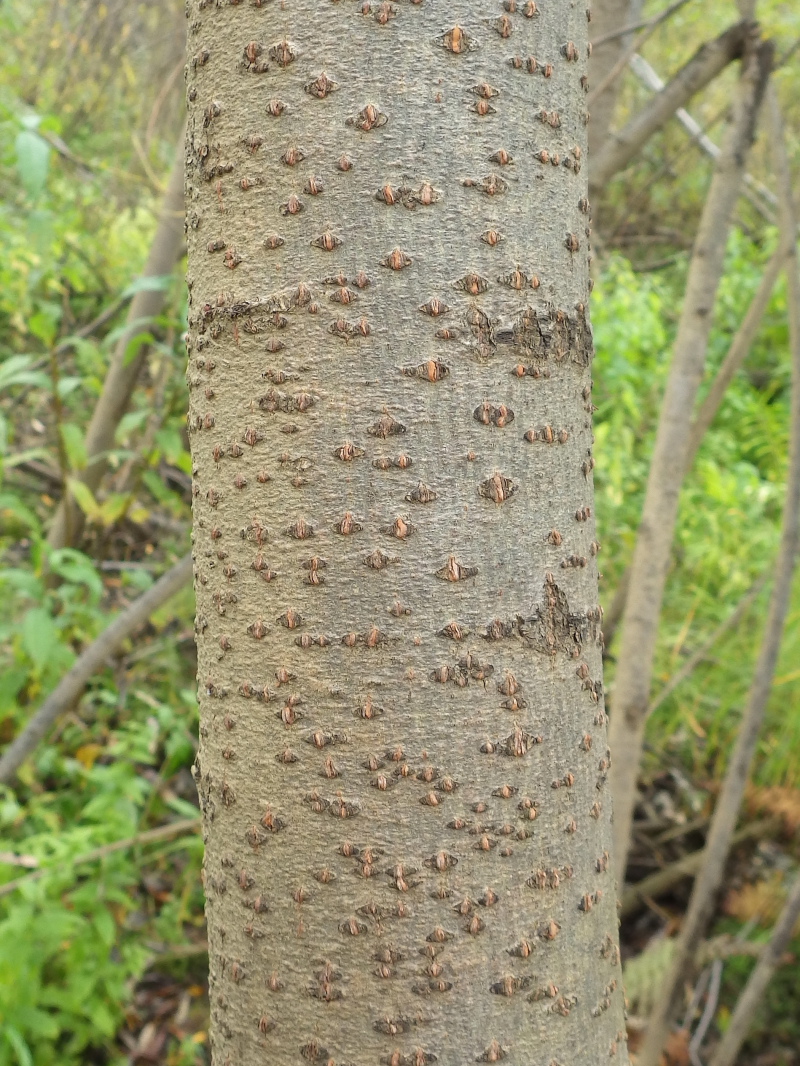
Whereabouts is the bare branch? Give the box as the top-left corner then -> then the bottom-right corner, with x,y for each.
688,240 -> 789,451
587,0 -> 692,109
0,817 -> 200,900
626,51 -> 778,221
637,78 -> 800,1066
0,554 -> 193,786
589,21 -> 753,193
619,818 -> 778,917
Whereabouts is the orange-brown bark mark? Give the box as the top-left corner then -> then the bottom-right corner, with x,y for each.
186,2 -> 628,1065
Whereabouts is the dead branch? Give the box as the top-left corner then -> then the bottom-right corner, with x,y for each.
637,78 -> 800,1066
0,553 -> 193,786
0,817 -> 200,900
619,818 -> 779,917
589,21 -> 753,193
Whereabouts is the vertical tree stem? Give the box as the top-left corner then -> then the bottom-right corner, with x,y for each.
637,81 -> 800,1066
47,120 -> 186,551
608,39 -> 772,880
708,873 -> 800,1066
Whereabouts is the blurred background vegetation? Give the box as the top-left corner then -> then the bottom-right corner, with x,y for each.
0,1 -> 798,1063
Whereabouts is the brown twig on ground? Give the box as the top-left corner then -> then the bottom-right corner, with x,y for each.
589,21 -> 753,194
0,817 -> 200,900
0,553 -> 193,786
637,80 -> 800,1066
708,872 -> 800,1066
47,121 -> 186,552
608,39 -> 773,881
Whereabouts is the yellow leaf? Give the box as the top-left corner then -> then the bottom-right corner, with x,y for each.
774,668 -> 800,686
684,711 -> 706,739
191,1032 -> 207,1044
74,743 -> 103,769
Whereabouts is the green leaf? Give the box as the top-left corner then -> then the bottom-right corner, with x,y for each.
0,356 -> 49,392
56,377 -> 82,400
97,493 -> 132,527
4,1025 -> 34,1066
15,129 -> 50,198
21,607 -> 58,674
0,492 -> 42,536
115,409 -> 148,443
92,907 -> 116,948
26,305 -> 60,347
60,424 -> 87,471
66,478 -> 100,521
48,549 -> 103,600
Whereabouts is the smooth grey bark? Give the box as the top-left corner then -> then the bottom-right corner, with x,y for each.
589,21 -> 752,194
636,79 -> 800,1066
47,125 -> 186,551
186,3 -> 629,1065
708,872 -> 800,1066
607,39 -> 772,882
0,553 -> 192,786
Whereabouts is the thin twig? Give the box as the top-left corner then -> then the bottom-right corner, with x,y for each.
646,574 -> 768,717
688,239 -> 791,452
0,554 -> 193,786
689,958 -> 723,1064
0,817 -> 200,900
47,122 -> 186,552
601,237 -> 788,651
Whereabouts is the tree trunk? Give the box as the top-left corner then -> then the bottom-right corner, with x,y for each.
185,4 -> 629,1065
588,0 -> 637,162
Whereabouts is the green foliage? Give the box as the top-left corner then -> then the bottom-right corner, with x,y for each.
592,232 -> 800,786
